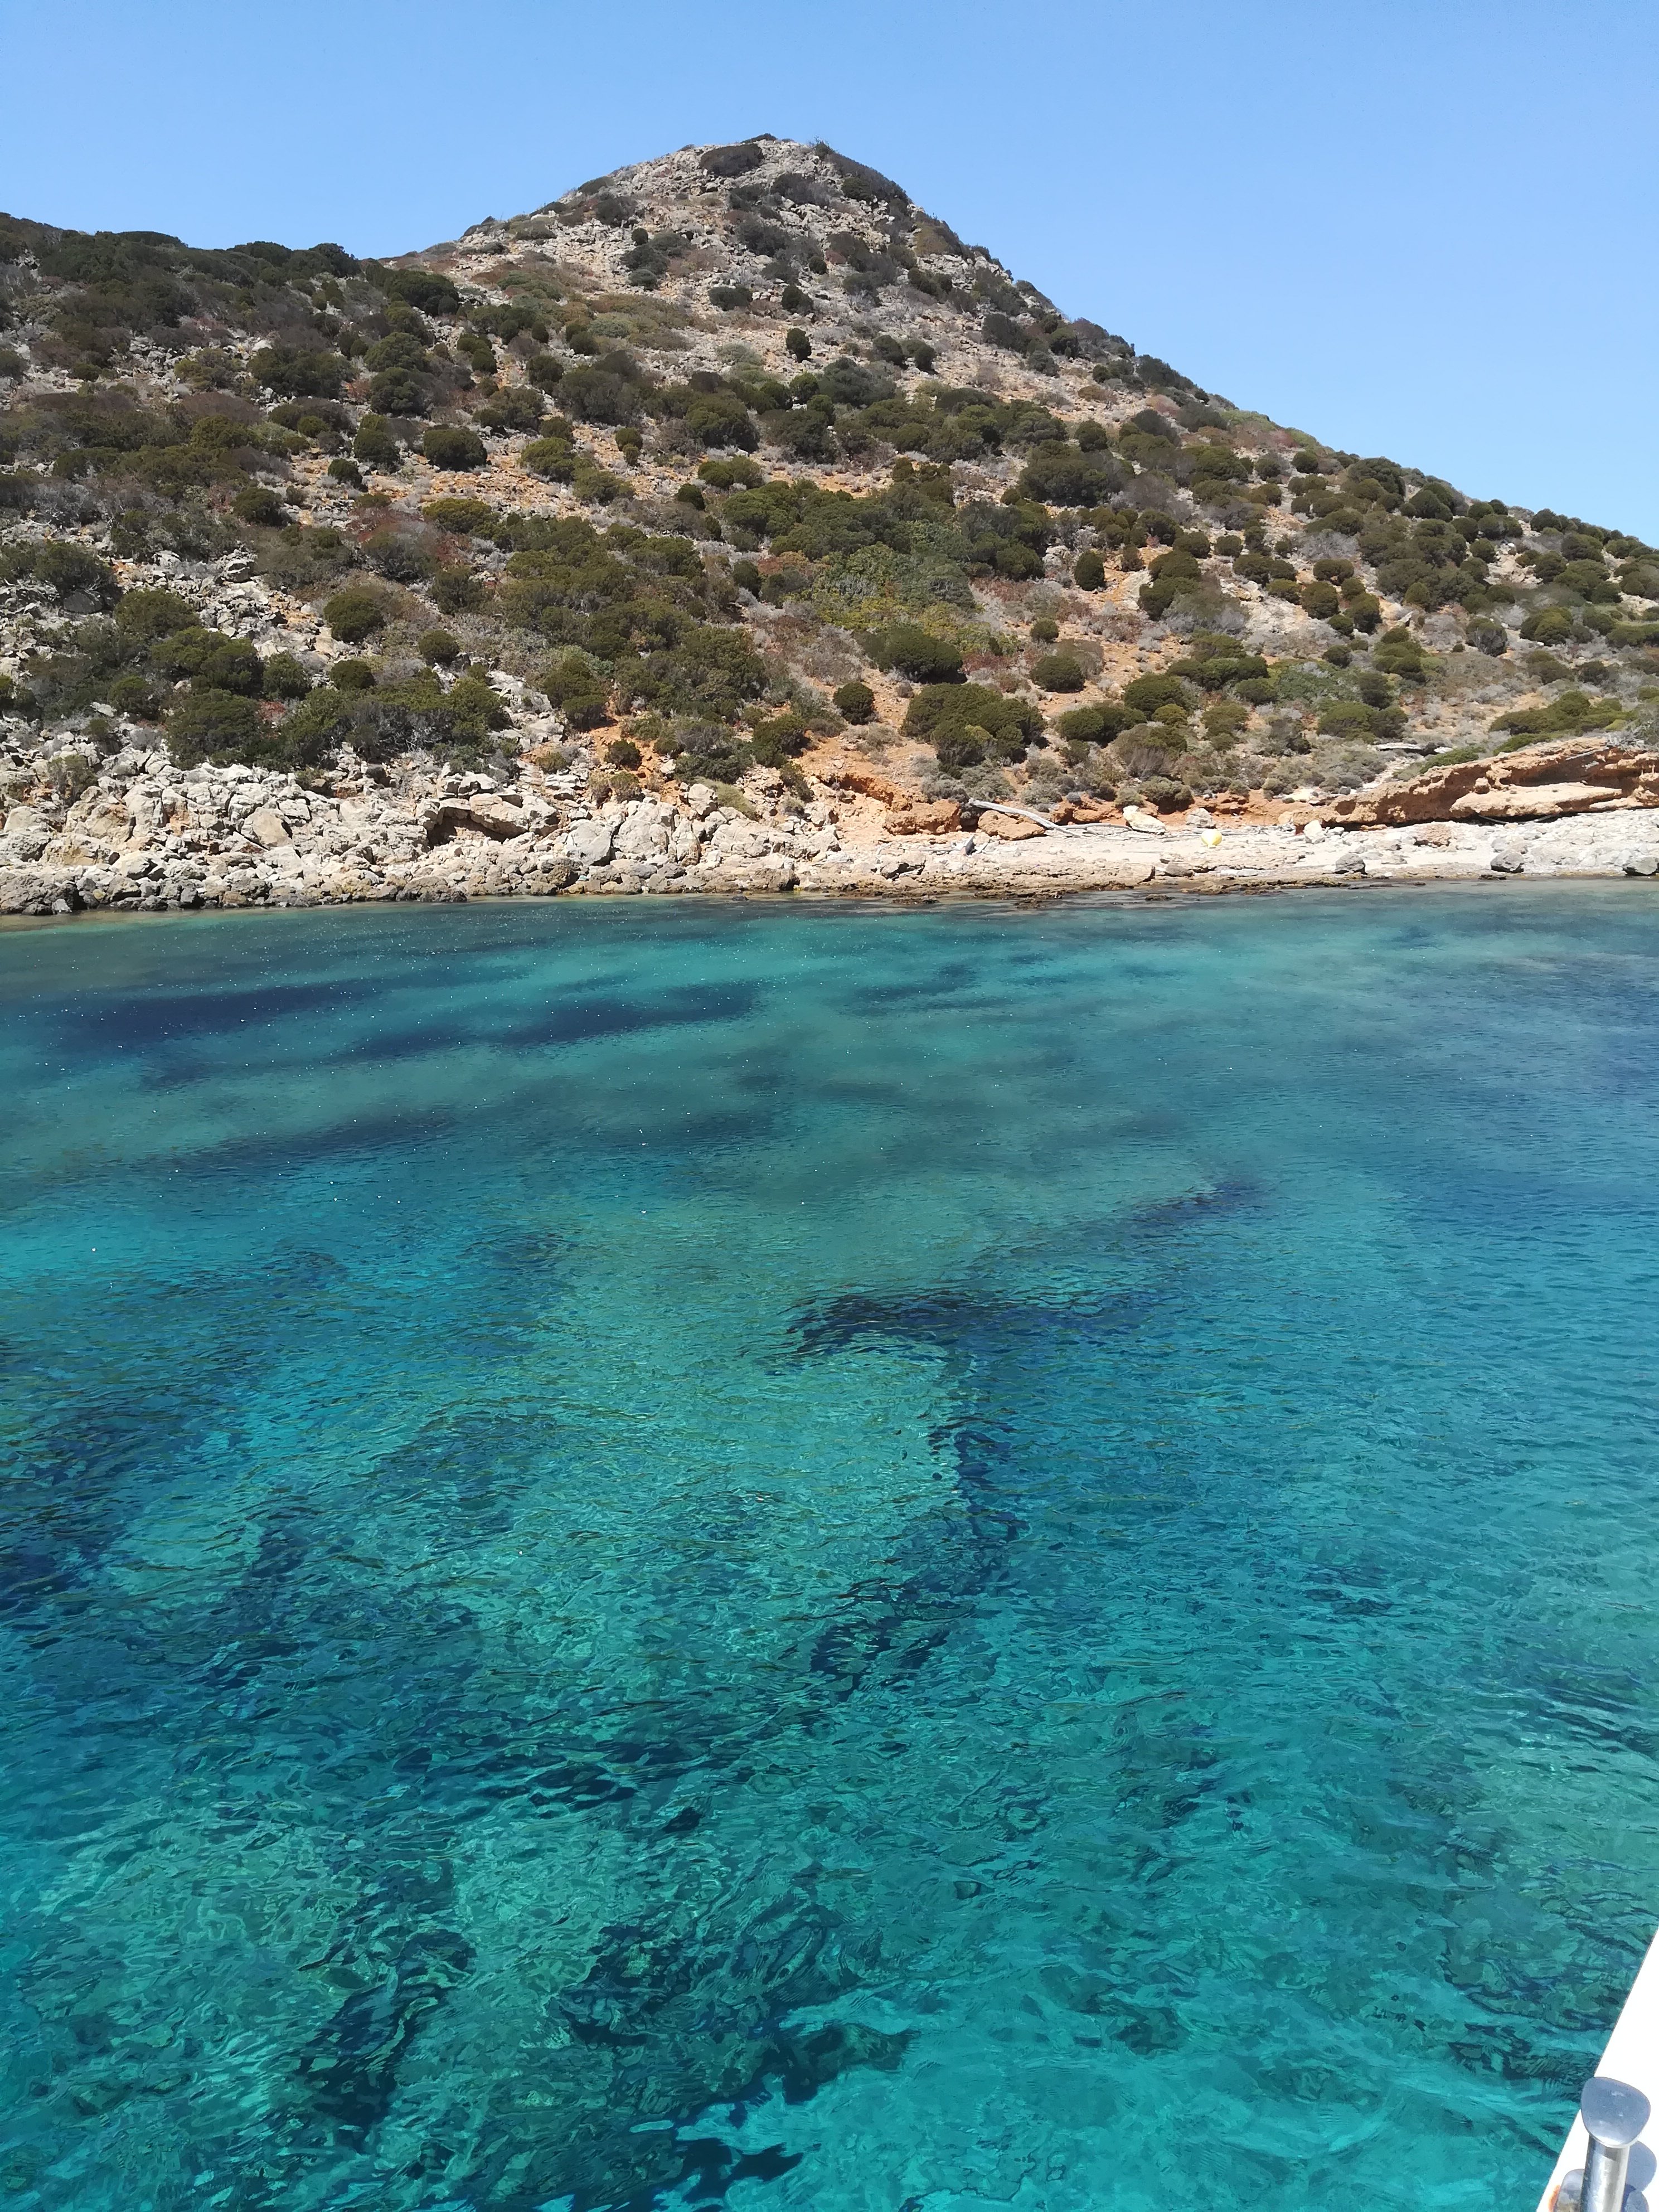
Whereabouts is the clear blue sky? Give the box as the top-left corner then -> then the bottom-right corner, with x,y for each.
6,0 -> 1656,536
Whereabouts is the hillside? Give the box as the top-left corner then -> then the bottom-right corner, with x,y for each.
3,134 -> 1658,911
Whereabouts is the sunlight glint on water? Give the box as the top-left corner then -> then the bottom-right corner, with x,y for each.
2,889 -> 1657,2212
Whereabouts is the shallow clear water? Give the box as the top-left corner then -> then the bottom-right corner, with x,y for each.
3,888 -> 1658,2212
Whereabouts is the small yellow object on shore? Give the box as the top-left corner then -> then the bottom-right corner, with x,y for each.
1200,829 -> 1224,848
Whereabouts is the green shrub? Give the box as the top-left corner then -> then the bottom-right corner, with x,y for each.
1055,703 -> 1137,745
709,284 -> 753,311
869,623 -> 963,682
252,346 -> 346,399
1556,559 -> 1621,603
419,628 -> 462,664
1469,621 -> 1508,657
993,540 -> 1044,581
1030,618 -> 1060,643
167,686 -> 260,764
1031,652 -> 1086,692
1371,627 -> 1428,678
1072,549 -> 1106,590
523,431 -> 577,481
423,495 -> 494,535
152,631 -> 263,693
422,424 -> 487,470
833,678 -> 875,723
367,369 -> 428,416
1017,440 -> 1121,507
540,654 -> 612,729
353,414 -> 400,468
328,455 -> 363,487
1317,699 -> 1380,740
446,674 -> 510,736
232,485 -> 286,527
1201,696 -> 1251,741
1123,671 -> 1187,716
623,623 -> 768,721
605,735 -> 643,768
1165,642 -> 1269,690
573,457 -> 627,505
698,455 -> 765,490
1138,575 -> 1192,619
323,586 -> 390,643
1299,579 -> 1341,620
108,671 -> 159,719
431,566 -> 485,613
274,685 -> 354,758
365,331 -> 430,376
785,327 -> 813,362
332,660 -> 376,692
685,391 -> 758,450
1518,605 -> 1575,645
115,587 -> 198,641
362,525 -> 431,581
561,360 -> 644,425
901,681 -> 1042,765
700,142 -> 766,178
1346,591 -> 1382,633
381,268 -> 462,316
1190,445 -> 1251,497
14,541 -> 121,608
476,388 -> 545,434
1491,689 -> 1622,738
261,651 -> 312,699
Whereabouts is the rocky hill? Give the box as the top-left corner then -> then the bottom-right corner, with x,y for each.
3,134 -> 1658,913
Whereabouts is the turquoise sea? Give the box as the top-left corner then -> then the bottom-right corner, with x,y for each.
3,887 -> 1657,2212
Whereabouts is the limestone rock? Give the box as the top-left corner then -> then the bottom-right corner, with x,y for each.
824,765 -> 903,806
614,800 -> 675,860
977,809 -> 1045,841
0,865 -> 81,914
1325,740 -> 1659,830
885,799 -> 962,836
563,817 -> 615,867
244,807 -> 290,848
1449,782 -> 1627,822
428,794 -> 524,842
1,807 -> 53,861
706,820 -> 773,862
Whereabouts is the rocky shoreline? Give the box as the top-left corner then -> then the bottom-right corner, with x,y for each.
6,733 -> 1659,921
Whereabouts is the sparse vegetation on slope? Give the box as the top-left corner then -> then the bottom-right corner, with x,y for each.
2,135 -> 1657,915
